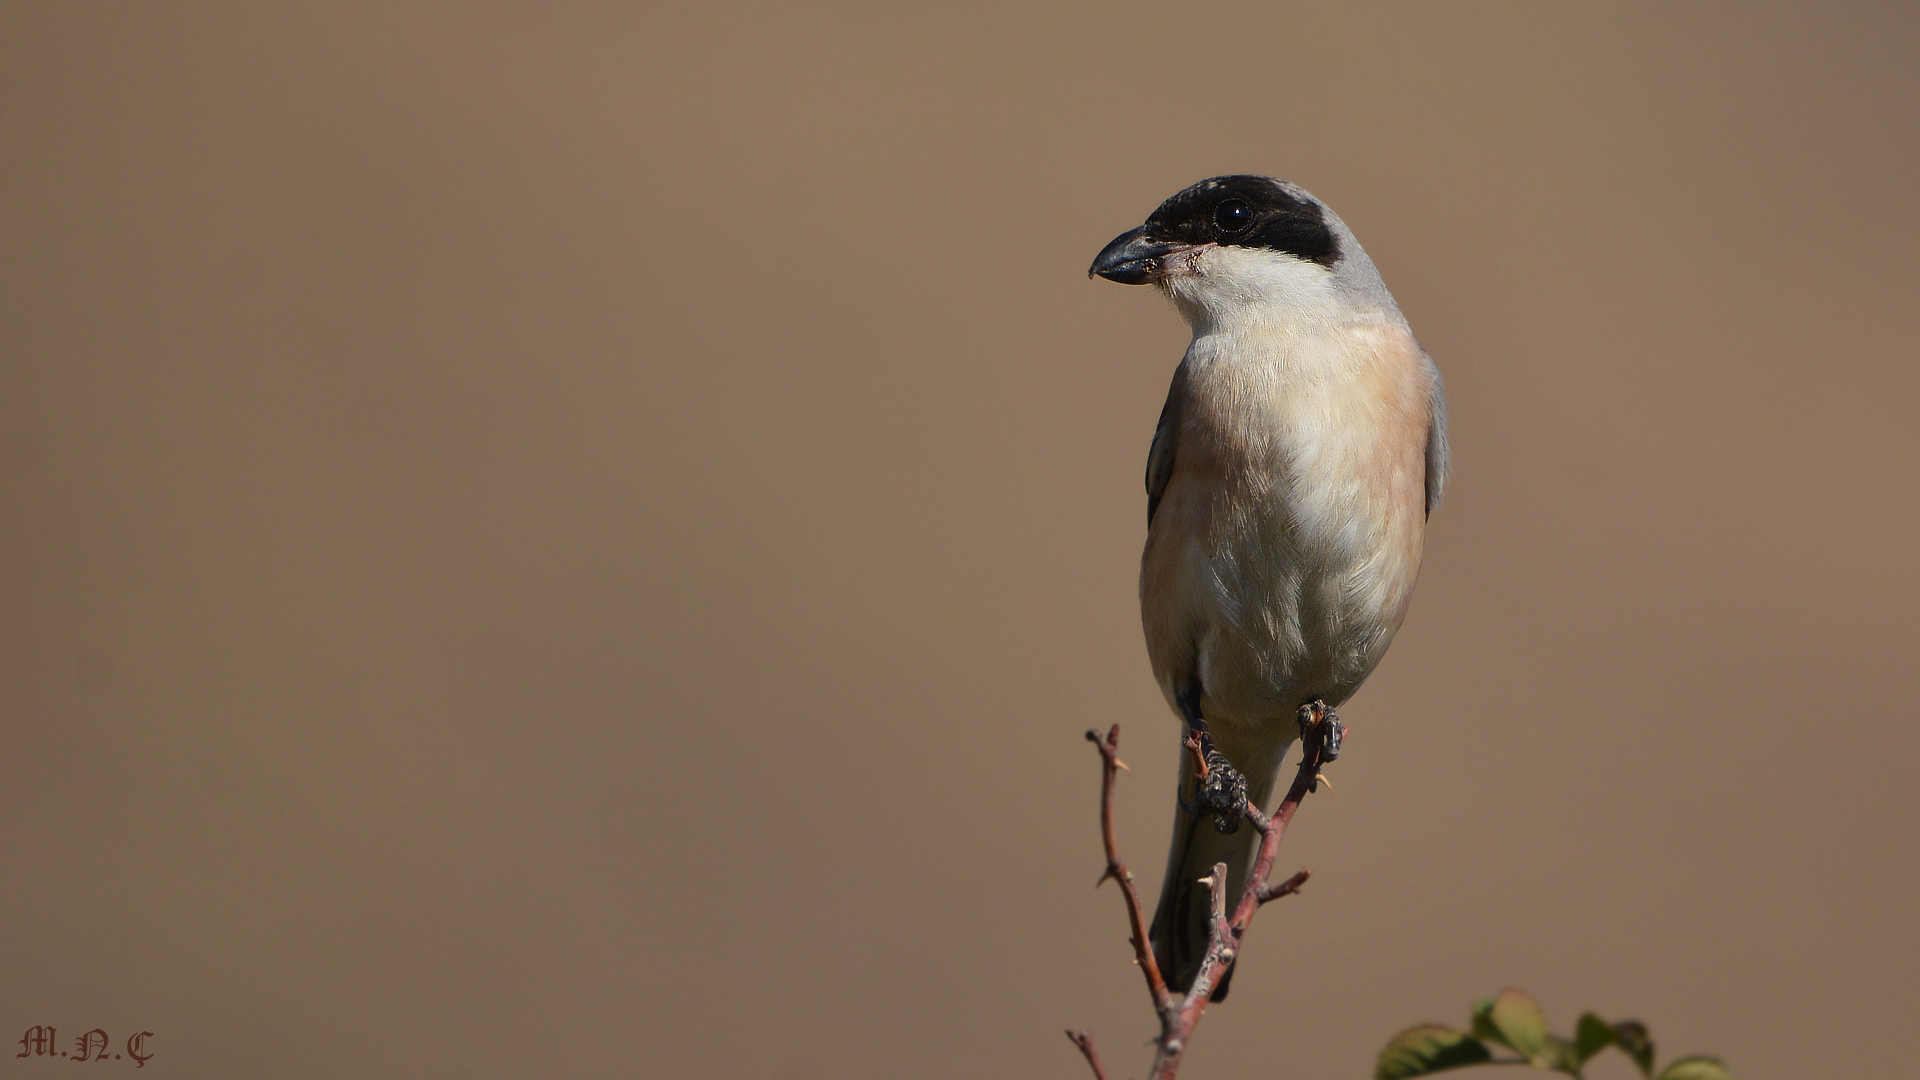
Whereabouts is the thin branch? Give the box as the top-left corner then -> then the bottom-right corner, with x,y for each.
1227,711 -> 1332,937
1064,1030 -> 1111,1080
1085,726 -> 1172,1011
1257,869 -> 1311,905
1070,704 -> 1343,1079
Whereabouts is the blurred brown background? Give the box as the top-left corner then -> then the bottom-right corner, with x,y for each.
2,3 -> 1915,1077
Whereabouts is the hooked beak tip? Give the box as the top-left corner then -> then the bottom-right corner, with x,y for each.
1090,227 -> 1197,285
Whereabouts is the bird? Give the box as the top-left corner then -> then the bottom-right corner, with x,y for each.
1089,176 -> 1448,1000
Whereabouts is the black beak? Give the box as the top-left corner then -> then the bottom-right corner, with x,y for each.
1089,227 -> 1180,284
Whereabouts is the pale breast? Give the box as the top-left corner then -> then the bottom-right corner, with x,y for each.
1140,319 -> 1432,726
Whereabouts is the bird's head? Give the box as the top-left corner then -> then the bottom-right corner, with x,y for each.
1090,176 -> 1369,328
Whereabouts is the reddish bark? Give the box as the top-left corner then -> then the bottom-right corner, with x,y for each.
1070,706 -> 1337,1079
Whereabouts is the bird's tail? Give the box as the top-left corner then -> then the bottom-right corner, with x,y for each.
1149,729 -> 1296,1002
1147,793 -> 1262,1001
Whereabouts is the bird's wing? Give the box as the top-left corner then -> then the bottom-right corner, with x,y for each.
1146,367 -> 1187,526
1423,351 -> 1449,517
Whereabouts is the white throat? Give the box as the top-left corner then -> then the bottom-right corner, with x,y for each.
1157,245 -> 1347,337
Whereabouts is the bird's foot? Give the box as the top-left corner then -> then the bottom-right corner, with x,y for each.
1296,700 -> 1345,791
1182,731 -> 1250,834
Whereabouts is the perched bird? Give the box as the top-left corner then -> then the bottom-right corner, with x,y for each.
1090,176 -> 1448,999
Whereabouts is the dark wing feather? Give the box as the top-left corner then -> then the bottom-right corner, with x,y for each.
1146,368 -> 1186,525
1422,352 -> 1449,517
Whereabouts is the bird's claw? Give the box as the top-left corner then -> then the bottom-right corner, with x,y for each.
1194,743 -> 1249,833
1296,700 -> 1345,790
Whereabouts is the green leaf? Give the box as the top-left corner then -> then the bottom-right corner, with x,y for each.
1612,1021 -> 1655,1077
1657,1056 -> 1734,1080
1469,999 -> 1511,1051
1486,989 -> 1552,1063
1375,1025 -> 1494,1080
1573,1013 -> 1615,1064
1539,1036 -> 1583,1075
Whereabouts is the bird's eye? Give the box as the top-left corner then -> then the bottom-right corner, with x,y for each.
1213,199 -> 1253,234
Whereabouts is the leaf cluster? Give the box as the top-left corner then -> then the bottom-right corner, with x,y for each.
1376,989 -> 1731,1080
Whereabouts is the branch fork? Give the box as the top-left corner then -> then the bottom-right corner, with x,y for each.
1070,706 -> 1341,1080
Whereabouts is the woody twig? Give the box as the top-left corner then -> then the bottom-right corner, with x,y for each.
1070,705 -> 1340,1079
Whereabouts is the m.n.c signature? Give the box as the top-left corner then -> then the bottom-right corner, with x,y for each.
16,1026 -> 154,1067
